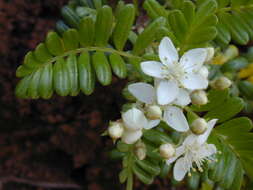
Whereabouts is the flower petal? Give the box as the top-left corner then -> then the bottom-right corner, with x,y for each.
167,145 -> 185,164
141,61 -> 164,78
182,134 -> 197,146
122,108 -> 148,131
173,157 -> 188,181
180,48 -> 207,73
157,80 -> 179,105
197,119 -> 218,145
144,119 -> 160,130
163,106 -> 189,132
199,66 -> 209,78
121,130 -> 142,144
197,144 -> 217,159
128,82 -> 155,104
159,37 -> 178,66
172,88 -> 191,106
181,73 -> 208,90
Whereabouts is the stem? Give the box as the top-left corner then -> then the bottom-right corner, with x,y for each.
126,146 -> 135,190
46,47 -> 142,65
126,173 -> 133,190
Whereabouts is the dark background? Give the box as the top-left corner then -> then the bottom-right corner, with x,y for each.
0,0 -> 175,189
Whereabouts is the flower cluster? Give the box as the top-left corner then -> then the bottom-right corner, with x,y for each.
108,37 -> 218,181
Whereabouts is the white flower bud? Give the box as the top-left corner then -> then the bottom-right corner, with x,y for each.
159,143 -> 175,159
108,122 -> 124,140
121,130 -> 142,144
212,77 -> 232,90
191,118 -> 207,135
134,141 -> 146,160
190,90 -> 208,105
146,105 -> 162,120
205,47 -> 215,62
199,66 -> 209,78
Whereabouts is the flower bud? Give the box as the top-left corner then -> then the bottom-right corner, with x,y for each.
146,105 -> 162,120
211,77 -> 232,90
121,130 -> 142,144
205,47 -> 215,62
159,143 -> 175,159
199,66 -> 209,78
191,118 -> 207,135
190,90 -> 208,105
223,45 -> 239,62
134,141 -> 146,160
108,121 -> 124,140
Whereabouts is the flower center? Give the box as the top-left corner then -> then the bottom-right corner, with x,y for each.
183,143 -> 216,176
162,62 -> 185,82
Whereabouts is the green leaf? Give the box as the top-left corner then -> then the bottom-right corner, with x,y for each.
62,29 -> 79,51
56,20 -> 70,35
133,17 -> 166,55
34,43 -> 52,63
136,159 -> 161,176
182,0 -> 195,25
66,54 -> 79,96
204,96 -> 244,123
132,164 -> 154,185
119,169 -> 128,183
229,161 -> 244,190
16,2 -> 139,99
219,153 -> 238,189
143,0 -> 167,19
23,51 -> 42,69
78,17 -> 95,47
143,129 -> 173,145
78,52 -> 95,95
159,161 -> 171,178
238,81 -> 253,100
53,58 -> 70,96
15,75 -> 32,98
27,69 -> 41,99
166,0 -> 218,53
16,65 -> 33,78
109,53 -> 127,79
94,5 -> 113,47
191,89 -> 229,112
168,10 -> 188,43
113,4 -> 135,51
215,23 -> 231,45
46,32 -> 65,56
93,0 -> 102,9
216,117 -> 252,134
218,12 -> 249,45
38,64 -> 53,99
61,6 -> 81,28
187,172 -> 201,190
92,51 -> 112,86
209,116 -> 253,185
214,1 -> 253,45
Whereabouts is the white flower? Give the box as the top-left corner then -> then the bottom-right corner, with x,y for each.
141,37 -> 209,105
167,119 -> 218,181
121,107 -> 154,144
108,121 -> 124,139
128,82 -> 190,132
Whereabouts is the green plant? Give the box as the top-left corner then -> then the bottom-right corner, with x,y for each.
14,0 -> 253,190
